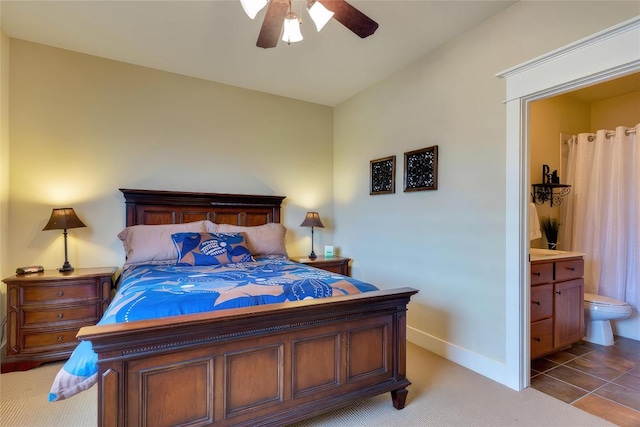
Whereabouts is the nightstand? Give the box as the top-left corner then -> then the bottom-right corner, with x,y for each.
1,267 -> 117,373
290,255 -> 351,276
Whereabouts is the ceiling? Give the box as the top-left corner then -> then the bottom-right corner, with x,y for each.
1,0 -> 516,106
563,72 -> 640,102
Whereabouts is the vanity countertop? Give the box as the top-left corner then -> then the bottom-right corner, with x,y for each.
530,248 -> 585,262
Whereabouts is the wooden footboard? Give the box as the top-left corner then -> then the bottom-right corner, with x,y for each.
78,287 -> 417,427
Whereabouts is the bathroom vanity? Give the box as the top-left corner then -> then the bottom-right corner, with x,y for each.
530,249 -> 585,359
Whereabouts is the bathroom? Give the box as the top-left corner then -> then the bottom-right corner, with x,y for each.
528,72 -> 640,422
529,71 -> 639,342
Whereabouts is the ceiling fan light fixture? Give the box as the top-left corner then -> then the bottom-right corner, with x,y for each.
252,0 -> 378,49
307,0 -> 334,32
241,0 -> 268,19
282,12 -> 303,44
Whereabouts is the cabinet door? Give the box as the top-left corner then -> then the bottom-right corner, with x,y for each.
554,278 -> 584,348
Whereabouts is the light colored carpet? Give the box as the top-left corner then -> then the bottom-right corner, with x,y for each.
0,343 -> 614,427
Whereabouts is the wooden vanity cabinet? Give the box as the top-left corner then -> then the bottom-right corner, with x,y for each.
530,256 -> 584,359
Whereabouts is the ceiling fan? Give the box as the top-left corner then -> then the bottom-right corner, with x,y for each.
241,0 -> 379,49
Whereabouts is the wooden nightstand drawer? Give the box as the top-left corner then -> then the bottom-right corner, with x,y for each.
318,264 -> 347,275
21,328 -> 81,353
23,304 -> 101,327
289,256 -> 351,276
22,281 -> 99,304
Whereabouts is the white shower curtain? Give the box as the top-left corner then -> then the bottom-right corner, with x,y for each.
560,123 -> 639,310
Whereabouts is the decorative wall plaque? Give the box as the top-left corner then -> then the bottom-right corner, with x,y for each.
370,155 -> 396,195
404,145 -> 438,192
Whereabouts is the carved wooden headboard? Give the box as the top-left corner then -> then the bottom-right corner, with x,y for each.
120,189 -> 285,227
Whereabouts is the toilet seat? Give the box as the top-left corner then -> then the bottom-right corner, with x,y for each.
584,293 -> 628,307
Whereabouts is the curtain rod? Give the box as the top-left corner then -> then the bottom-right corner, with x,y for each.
563,128 -> 636,144
605,128 -> 636,138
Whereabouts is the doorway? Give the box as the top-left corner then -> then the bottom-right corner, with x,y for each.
497,16 -> 640,391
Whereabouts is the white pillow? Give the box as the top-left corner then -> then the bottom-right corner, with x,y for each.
118,220 -> 216,266
216,223 -> 287,256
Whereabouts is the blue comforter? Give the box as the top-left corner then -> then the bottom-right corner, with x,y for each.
49,256 -> 377,401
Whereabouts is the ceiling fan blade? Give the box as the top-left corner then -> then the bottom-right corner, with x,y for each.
317,0 -> 378,39
256,0 -> 289,49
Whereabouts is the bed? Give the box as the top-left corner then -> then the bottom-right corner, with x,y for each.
54,189 -> 417,426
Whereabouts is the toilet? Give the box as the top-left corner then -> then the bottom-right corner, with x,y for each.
583,293 -> 632,346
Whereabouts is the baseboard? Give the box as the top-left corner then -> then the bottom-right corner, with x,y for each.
612,313 -> 640,342
407,326 -> 508,387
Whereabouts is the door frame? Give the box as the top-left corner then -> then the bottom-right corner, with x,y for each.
497,16 -> 640,390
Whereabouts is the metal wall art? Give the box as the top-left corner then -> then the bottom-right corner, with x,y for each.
370,155 -> 396,195
404,145 -> 438,192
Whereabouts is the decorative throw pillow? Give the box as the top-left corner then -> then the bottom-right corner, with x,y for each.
117,220 -> 211,267
216,223 -> 288,256
171,232 -> 254,266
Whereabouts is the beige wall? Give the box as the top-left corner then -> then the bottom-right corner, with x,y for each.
7,40 -> 334,274
333,0 -> 639,374
529,95 -> 591,244
1,25 -> 9,353
591,91 -> 640,130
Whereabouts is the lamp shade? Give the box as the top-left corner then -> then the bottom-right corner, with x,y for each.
43,208 -> 87,231
240,0 -> 268,19
300,212 -> 324,228
282,12 -> 303,44
43,208 -> 86,272
307,0 -> 334,32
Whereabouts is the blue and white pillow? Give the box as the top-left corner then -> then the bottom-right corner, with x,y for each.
171,232 -> 254,266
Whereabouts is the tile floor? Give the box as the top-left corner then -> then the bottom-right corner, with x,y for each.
531,336 -> 640,427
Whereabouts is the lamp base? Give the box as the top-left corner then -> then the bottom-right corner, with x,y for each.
59,262 -> 75,272
309,251 -> 317,260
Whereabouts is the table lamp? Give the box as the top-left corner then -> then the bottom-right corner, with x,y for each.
300,212 -> 324,260
43,208 -> 87,272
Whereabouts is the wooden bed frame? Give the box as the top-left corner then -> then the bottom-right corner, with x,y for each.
77,189 -> 417,427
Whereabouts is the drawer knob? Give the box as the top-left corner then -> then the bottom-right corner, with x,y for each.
57,336 -> 64,342
533,337 -> 541,342
57,313 -> 64,319
57,291 -> 64,297
533,272 -> 541,276
567,267 -> 575,271
556,291 -> 562,295
532,300 -> 540,306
